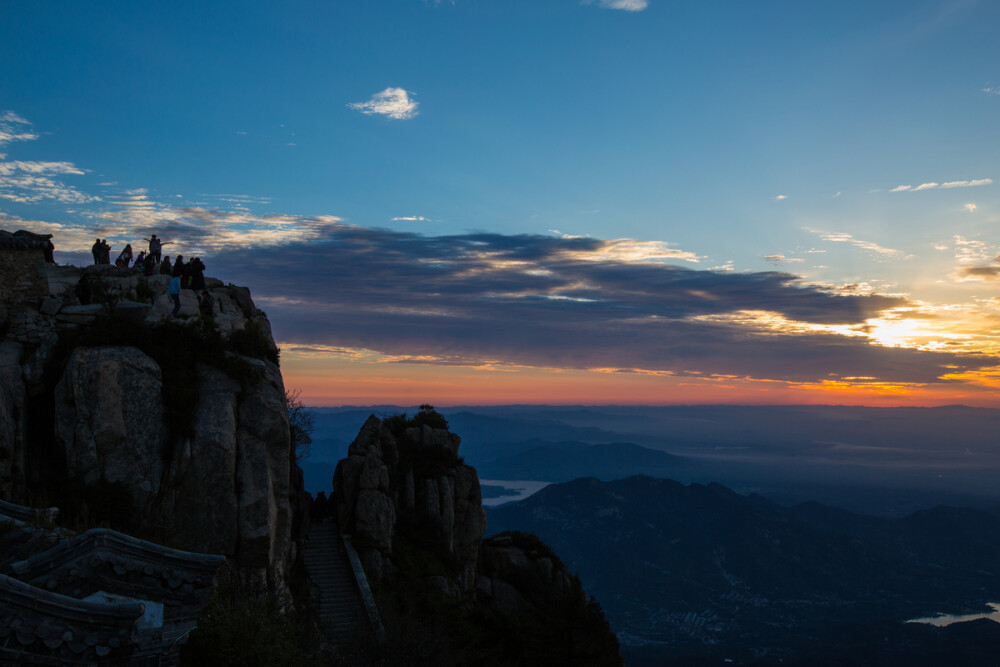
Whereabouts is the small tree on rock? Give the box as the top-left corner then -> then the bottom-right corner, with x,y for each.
285,389 -> 314,462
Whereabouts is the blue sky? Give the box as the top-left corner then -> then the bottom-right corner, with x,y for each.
2,0 -> 999,405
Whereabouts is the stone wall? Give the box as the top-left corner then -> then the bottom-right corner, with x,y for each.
0,247 -> 48,310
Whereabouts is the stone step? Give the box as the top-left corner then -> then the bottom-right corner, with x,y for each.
305,522 -> 368,647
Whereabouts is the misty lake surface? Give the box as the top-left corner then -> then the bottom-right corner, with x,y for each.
906,603 -> 1000,627
480,480 -> 550,507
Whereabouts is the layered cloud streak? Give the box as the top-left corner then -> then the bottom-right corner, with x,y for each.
206,225 -> 990,385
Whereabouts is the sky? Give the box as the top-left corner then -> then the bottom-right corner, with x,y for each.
2,0 -> 999,406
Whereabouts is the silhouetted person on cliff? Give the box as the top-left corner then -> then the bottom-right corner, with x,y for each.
98,240 -> 110,264
143,252 -> 157,276
188,257 -> 206,291
91,239 -> 101,265
172,255 -> 188,288
312,492 -> 330,521
148,234 -> 162,262
160,256 -> 172,275
116,243 -> 133,267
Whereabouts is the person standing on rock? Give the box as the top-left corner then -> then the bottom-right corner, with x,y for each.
172,255 -> 187,288
117,243 -> 133,267
160,256 -> 173,275
189,257 -> 206,291
148,234 -> 162,262
91,239 -> 102,265
168,274 -> 182,317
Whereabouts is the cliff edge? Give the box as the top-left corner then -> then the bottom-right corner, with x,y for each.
0,253 -> 304,603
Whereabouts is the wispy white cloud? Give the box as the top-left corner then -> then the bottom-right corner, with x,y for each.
0,113 -> 98,204
890,178 -> 992,193
953,235 -> 992,264
763,254 -> 803,264
561,238 -> 700,263
773,194 -> 788,201
392,216 -> 431,222
940,178 -> 992,188
348,87 -> 419,120
963,203 -> 977,213
0,111 -> 38,146
583,0 -> 649,11
0,161 -> 85,176
982,86 -> 1000,95
0,171 -> 98,204
804,227 -> 906,259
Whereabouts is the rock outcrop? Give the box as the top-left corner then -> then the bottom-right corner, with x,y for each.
0,257 -> 302,603
334,413 -> 486,596
333,409 -> 623,665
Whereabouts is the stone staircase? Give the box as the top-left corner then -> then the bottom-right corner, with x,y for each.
303,520 -> 364,645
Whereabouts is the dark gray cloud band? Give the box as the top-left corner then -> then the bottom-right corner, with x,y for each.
211,225 -> 990,384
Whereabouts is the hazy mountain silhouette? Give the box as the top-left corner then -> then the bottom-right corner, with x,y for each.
477,440 -> 692,482
486,475 -> 1000,664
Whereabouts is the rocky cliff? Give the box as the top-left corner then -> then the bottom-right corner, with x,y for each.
0,261 -> 304,603
333,408 -> 623,665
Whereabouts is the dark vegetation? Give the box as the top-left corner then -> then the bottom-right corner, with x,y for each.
386,404 -> 464,478
286,388 -> 314,462
181,579 -> 323,667
383,403 -> 450,436
358,531 -> 621,666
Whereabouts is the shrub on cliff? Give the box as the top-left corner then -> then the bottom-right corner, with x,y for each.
181,584 -> 322,667
383,404 -> 449,437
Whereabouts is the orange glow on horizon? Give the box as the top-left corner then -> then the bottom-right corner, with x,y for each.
279,345 -> 1000,408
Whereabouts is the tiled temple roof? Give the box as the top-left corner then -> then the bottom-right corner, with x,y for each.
0,501 -> 227,664
0,572 -> 142,663
8,528 -> 226,607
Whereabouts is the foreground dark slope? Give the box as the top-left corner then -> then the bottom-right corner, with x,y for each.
486,476 -> 1000,665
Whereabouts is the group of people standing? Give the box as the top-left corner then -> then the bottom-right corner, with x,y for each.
168,255 -> 207,317
88,234 -> 209,317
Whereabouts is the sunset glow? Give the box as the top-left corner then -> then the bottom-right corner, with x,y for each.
2,2 -> 999,408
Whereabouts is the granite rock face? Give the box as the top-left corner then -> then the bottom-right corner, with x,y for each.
48,346 -> 296,600
0,257 -> 301,603
334,415 -> 486,594
332,413 -> 623,665
54,346 -> 167,511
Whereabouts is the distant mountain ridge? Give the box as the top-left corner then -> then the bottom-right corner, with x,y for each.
305,405 -> 1000,517
486,475 -> 1000,665
477,440 -> 691,482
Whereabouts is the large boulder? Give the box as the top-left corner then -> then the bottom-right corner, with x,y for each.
53,346 -> 167,512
